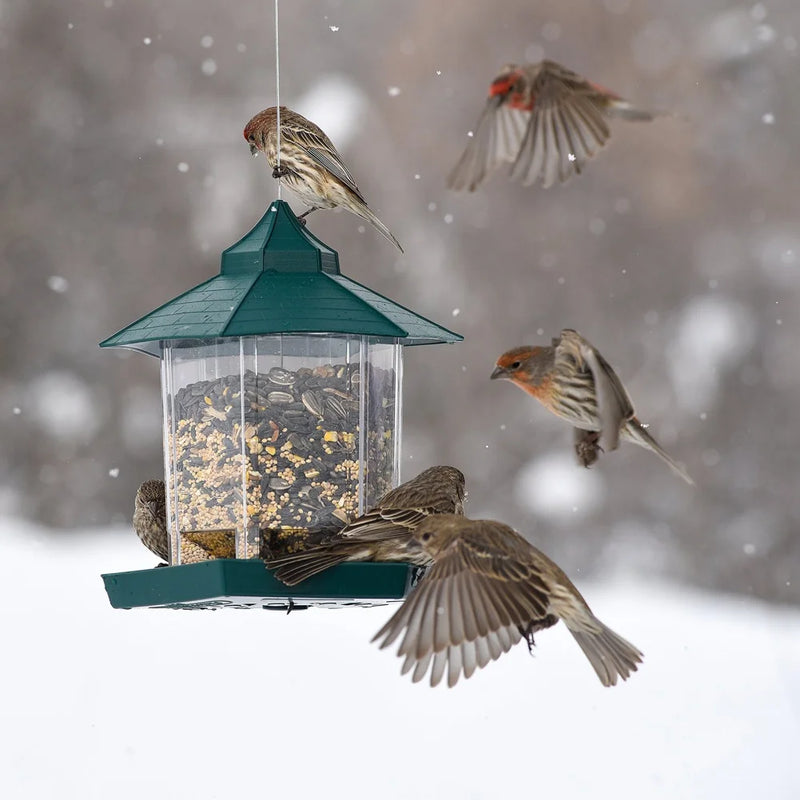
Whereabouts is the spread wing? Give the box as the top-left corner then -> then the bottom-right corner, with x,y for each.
372,535 -> 553,687
510,61 -> 612,188
447,96 -> 529,192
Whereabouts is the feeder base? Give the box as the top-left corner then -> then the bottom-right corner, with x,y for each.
101,559 -> 424,611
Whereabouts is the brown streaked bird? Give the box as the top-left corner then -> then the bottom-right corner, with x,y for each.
266,466 -> 466,586
447,60 -> 657,191
243,106 -> 403,252
491,329 -> 694,485
133,479 -> 169,562
373,514 -> 643,688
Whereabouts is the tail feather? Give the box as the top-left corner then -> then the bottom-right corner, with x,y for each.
356,203 -> 404,253
567,620 -> 643,687
624,419 -> 695,485
267,550 -> 352,586
605,101 -> 657,121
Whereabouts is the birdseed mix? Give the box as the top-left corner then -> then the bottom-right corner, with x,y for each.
167,363 -> 395,562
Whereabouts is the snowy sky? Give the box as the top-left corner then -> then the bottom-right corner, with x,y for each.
2,520 -> 799,800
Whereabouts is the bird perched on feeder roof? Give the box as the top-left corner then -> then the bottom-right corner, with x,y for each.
244,106 -> 403,252
266,465 -> 466,586
491,329 -> 693,484
447,59 -> 658,191
373,513 -> 643,688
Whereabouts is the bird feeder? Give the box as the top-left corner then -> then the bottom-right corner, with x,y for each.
100,201 -> 461,610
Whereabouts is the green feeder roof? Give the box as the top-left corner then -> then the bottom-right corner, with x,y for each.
100,200 -> 462,356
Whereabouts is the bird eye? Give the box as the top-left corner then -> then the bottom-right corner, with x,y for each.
248,134 -> 255,143
510,361 -> 521,370
420,532 -> 431,542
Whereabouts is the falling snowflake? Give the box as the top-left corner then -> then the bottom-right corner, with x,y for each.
387,86 -> 401,97
108,468 -> 120,478
177,162 -> 189,173
143,37 -> 152,45
329,25 -> 339,32
47,276 -> 69,293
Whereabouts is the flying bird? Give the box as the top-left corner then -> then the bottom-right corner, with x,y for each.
266,465 -> 466,586
373,514 -> 643,688
491,329 -> 693,484
244,106 -> 403,251
447,60 -> 657,191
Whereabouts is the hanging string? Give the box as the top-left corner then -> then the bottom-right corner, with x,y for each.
274,0 -> 282,200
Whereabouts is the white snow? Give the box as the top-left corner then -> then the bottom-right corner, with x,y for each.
2,520 -> 798,800
27,371 -> 98,443
514,451 -> 604,519
668,295 -> 757,412
47,275 -> 70,293
294,77 -> 366,149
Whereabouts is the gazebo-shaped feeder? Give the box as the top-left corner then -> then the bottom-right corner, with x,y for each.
101,200 -> 461,610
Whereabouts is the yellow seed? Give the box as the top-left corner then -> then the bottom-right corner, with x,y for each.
265,446 -> 276,456
323,431 -> 338,442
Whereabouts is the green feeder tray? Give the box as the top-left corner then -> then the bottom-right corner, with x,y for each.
102,560 -> 426,611
100,201 -> 460,610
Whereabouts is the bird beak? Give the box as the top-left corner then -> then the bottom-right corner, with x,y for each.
249,144 -> 258,157
490,365 -> 507,380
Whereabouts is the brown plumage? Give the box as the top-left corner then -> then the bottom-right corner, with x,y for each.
266,466 -> 466,586
491,329 -> 694,484
448,60 -> 657,191
373,514 -> 643,688
244,106 -> 403,251
133,479 -> 169,562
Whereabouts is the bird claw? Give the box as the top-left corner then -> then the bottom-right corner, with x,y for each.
272,164 -> 290,179
518,622 -> 536,654
574,429 -> 603,468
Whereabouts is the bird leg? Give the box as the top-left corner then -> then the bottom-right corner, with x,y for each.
519,615 -> 560,654
272,164 -> 290,179
295,207 -> 320,227
574,428 -> 603,468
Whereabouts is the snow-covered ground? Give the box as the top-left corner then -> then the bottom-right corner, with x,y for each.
1,520 -> 798,800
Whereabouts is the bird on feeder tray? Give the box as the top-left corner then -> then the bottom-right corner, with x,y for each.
133,480 -> 169,563
447,59 -> 658,191
266,465 -> 466,586
244,106 -> 404,252
373,513 -> 643,688
133,479 -> 237,563
491,329 -> 694,484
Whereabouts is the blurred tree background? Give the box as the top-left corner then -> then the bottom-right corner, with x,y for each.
1,0 -> 797,604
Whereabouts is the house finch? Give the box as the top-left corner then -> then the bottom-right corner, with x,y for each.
266,465 -> 466,586
244,106 -> 403,252
133,480 -> 239,562
133,479 -> 169,563
491,329 -> 694,484
373,514 -> 643,688
447,60 -> 656,191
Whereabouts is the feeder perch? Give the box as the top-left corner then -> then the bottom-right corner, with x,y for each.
100,200 -> 461,609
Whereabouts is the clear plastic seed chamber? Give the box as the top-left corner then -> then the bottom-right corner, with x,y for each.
162,334 -> 401,563
100,200 -> 461,609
